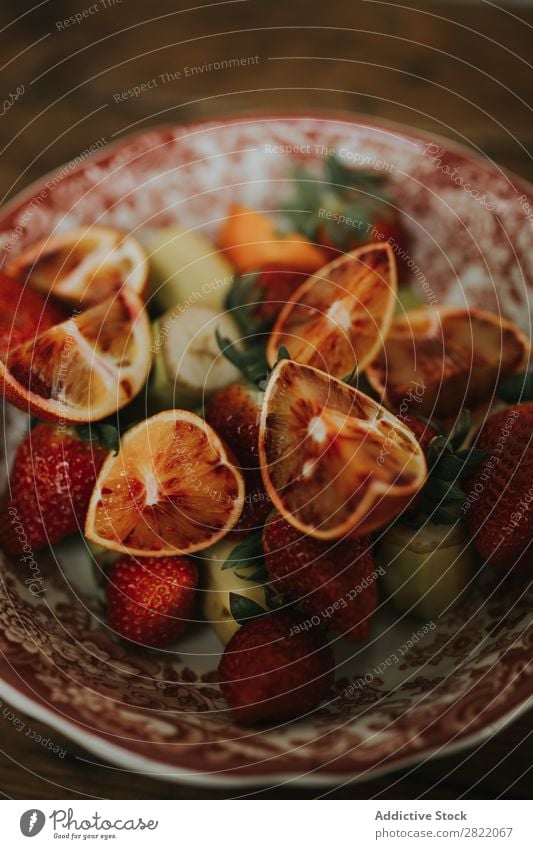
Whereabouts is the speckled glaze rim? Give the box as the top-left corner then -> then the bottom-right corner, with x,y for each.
0,675 -> 531,788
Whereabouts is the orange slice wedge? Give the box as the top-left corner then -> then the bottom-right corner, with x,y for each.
218,203 -> 327,274
366,307 -> 530,419
0,289 -> 152,422
85,410 -> 245,556
266,243 -> 397,377
5,226 -> 148,307
259,359 -> 427,540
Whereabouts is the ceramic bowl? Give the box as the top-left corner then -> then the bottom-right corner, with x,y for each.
0,113 -> 531,787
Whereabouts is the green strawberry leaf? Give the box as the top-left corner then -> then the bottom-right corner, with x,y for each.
283,158 -> 394,248
75,424 -> 94,442
222,530 -> 264,571
402,427 -> 484,526
282,207 -> 317,240
224,271 -> 273,337
342,369 -> 382,401
216,329 -> 268,386
436,448 -> 486,481
229,593 -> 266,625
454,447 -> 486,473
497,371 -> 533,403
290,164 -> 324,205
236,566 -> 269,582
448,408 -> 471,450
424,477 -> 466,503
276,345 -> 291,363
343,366 -> 358,388
434,453 -> 467,480
96,424 -> 121,454
426,435 -> 450,466
425,410 -> 471,465
325,157 -> 388,196
395,286 -> 425,314
75,423 -> 120,455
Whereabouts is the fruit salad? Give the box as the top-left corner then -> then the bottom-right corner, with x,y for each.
0,157 -> 531,727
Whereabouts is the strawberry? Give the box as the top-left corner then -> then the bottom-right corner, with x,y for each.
106,555 -> 198,647
0,423 -> 109,555
372,215 -> 407,248
205,382 -> 271,532
0,272 -> 66,360
206,383 -> 260,467
251,267 -> 308,323
263,513 -> 377,641
218,610 -> 334,725
224,267 -> 308,334
464,403 -> 533,569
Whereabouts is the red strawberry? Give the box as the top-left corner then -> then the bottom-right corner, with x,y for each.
370,215 -> 411,282
218,610 -> 334,725
235,476 -> 272,534
106,556 -> 198,648
464,403 -> 533,570
206,382 -> 271,532
252,267 -> 308,323
0,423 -> 108,555
372,215 -> 408,251
263,513 -> 377,641
0,272 -> 66,360
401,414 -> 438,457
206,382 -> 260,467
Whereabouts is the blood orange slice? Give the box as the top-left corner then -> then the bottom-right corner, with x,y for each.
259,359 -> 427,540
5,226 -> 148,307
0,289 -> 152,422
0,271 -> 67,360
85,410 -> 245,556
366,307 -> 530,419
266,243 -> 397,377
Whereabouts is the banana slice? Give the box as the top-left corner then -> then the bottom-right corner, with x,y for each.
150,304 -> 243,410
147,226 -> 234,312
378,520 -> 473,619
200,538 -> 268,645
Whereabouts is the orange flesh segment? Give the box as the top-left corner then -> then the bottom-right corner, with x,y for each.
6,227 -> 147,306
88,413 -> 244,554
267,243 -> 397,377
260,360 -> 426,538
218,203 -> 327,274
367,307 -> 529,418
27,245 -> 93,285
7,323 -> 113,408
2,291 -> 150,421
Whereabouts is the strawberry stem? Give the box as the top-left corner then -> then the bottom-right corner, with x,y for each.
283,157 -> 394,250
497,370 -> 533,403
402,409 -> 486,526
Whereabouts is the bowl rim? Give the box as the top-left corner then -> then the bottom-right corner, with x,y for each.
0,109 -> 532,788
0,676 -> 531,788
2,107 -> 533,227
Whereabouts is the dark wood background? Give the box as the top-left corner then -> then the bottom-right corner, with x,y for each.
0,0 -> 531,799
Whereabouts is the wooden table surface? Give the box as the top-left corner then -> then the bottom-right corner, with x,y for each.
0,0 -> 531,799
